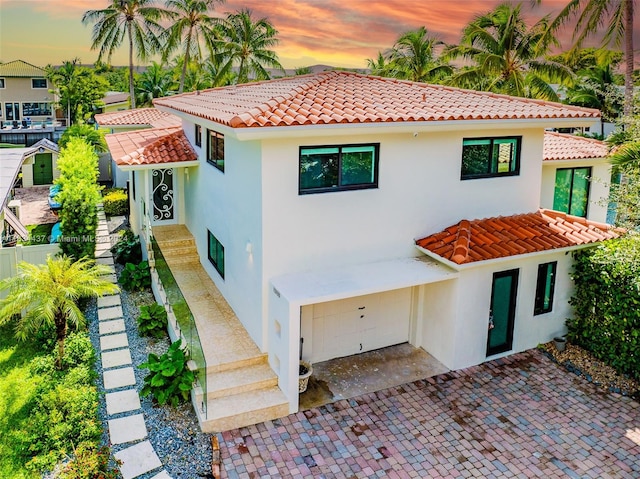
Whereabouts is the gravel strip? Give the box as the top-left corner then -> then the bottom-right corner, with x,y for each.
88,263 -> 213,479
540,341 -> 640,399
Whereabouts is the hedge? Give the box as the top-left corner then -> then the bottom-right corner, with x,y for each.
568,236 -> 640,380
102,188 -> 129,216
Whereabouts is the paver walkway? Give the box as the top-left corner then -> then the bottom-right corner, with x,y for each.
220,351 -> 640,478
95,207 -> 171,479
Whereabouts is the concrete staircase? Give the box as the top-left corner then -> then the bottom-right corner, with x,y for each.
152,225 -> 289,433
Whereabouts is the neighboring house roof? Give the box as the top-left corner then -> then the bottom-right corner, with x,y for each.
95,108 -> 182,129
0,148 -> 31,210
102,92 -> 130,105
154,71 -> 600,129
543,131 -> 609,161
105,127 -> 197,167
416,209 -> 622,266
0,59 -> 47,77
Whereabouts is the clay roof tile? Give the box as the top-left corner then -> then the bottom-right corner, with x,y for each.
415,209 -> 623,265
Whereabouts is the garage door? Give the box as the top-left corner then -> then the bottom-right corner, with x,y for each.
302,288 -> 412,363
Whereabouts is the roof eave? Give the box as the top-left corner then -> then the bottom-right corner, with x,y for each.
415,241 -> 605,271
542,156 -> 609,166
231,117 -> 600,141
115,160 -> 200,171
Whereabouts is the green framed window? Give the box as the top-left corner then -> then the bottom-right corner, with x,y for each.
534,262 -> 557,315
207,230 -> 224,278
195,124 -> 202,147
207,129 -> 224,171
31,78 -> 47,89
461,137 -> 521,179
553,167 -> 591,217
299,143 -> 379,194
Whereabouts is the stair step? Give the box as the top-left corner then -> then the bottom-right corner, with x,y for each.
206,352 -> 268,374
198,386 -> 289,433
196,362 -> 278,402
164,254 -> 200,265
156,239 -> 196,250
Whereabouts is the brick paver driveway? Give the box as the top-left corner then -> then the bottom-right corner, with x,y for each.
220,350 -> 640,478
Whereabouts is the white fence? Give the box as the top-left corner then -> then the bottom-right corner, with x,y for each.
0,244 -> 61,288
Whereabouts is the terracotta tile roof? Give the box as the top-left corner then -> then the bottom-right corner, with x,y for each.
95,108 -> 182,128
416,209 -> 623,265
154,71 -> 599,128
543,131 -> 609,161
105,127 -> 197,167
0,59 -> 46,77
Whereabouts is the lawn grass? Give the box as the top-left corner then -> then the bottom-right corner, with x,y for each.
20,223 -> 54,246
0,323 -> 46,479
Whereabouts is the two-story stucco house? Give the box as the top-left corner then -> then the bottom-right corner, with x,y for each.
0,60 -> 54,127
104,71 -> 621,432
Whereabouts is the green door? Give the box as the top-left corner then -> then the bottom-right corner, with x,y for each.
33,153 -> 53,185
487,269 -> 518,356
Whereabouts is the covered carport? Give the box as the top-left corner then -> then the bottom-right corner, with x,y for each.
268,256 -> 458,413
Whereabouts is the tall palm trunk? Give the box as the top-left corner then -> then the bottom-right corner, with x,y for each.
55,314 -> 67,369
128,22 -> 137,109
624,0 -> 634,120
179,27 -> 193,94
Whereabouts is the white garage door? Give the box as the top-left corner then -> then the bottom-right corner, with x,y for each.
302,288 -> 412,363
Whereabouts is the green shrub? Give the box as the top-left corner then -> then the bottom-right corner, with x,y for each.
25,380 -> 100,471
103,188 -> 129,216
137,304 -> 168,338
57,138 -> 101,259
62,331 -> 95,370
111,230 -> 142,265
568,237 -> 640,380
118,261 -> 151,291
140,339 -> 195,407
59,443 -> 121,479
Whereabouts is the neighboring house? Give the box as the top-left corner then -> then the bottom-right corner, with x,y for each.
98,92 -> 130,114
96,109 -> 182,187
0,60 -> 54,127
0,142 -> 53,247
105,71 -> 621,431
541,131 -> 611,224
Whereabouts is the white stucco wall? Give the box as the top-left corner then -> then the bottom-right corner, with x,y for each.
182,120 -> 266,348
422,251 -> 575,371
540,159 -> 612,223
260,128 -> 544,282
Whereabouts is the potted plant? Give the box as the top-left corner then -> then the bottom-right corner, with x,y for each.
553,336 -> 567,352
299,360 -> 313,393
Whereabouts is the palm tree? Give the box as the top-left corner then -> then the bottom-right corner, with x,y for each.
213,9 -> 285,84
135,62 -> 177,106
386,27 -> 452,83
540,0 -> 635,118
82,0 -> 174,109
366,51 -> 392,77
0,256 -> 119,369
564,62 -> 623,135
446,2 -> 573,101
163,0 -> 222,93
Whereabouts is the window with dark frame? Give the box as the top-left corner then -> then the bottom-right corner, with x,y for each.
461,136 -> 521,179
195,124 -> 202,147
31,78 -> 47,89
207,129 -> 224,171
207,230 -> 225,278
553,167 -> 591,217
22,102 -> 52,116
0,78 -> 5,89
534,261 -> 557,315
299,143 -> 379,194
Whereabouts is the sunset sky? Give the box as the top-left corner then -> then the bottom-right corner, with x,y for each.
0,0 -> 635,70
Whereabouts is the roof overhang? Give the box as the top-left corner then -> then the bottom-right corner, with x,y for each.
154,105 -> 598,141
415,243 -> 598,272
270,256 -> 458,306
542,156 -> 608,167
116,160 -> 200,171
